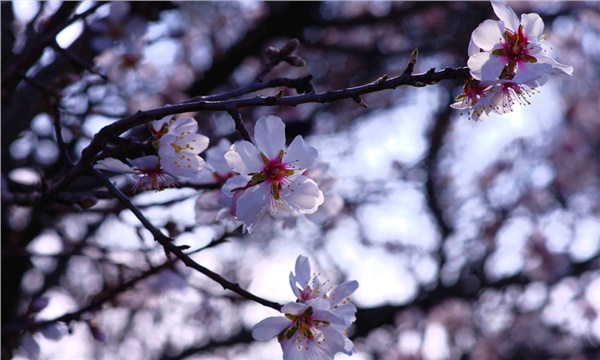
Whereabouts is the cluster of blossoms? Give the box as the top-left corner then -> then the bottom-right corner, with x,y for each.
220,115 -> 326,233
252,255 -> 359,360
96,115 -> 331,234
95,116 -> 209,191
452,0 -> 573,121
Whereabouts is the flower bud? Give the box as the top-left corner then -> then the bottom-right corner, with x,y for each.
279,38 -> 299,56
284,55 -> 306,67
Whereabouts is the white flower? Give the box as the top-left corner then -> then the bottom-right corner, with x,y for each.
223,116 -> 324,233
450,78 -> 498,121
467,0 -> 572,83
157,117 -> 209,180
252,255 -> 359,360
94,155 -> 176,192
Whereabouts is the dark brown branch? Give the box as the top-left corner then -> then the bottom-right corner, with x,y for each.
92,169 -> 283,311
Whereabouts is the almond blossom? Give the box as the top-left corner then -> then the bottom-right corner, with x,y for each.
252,255 -> 358,360
154,117 -> 209,180
223,116 -> 324,233
94,155 -> 176,192
450,78 -> 497,121
468,0 -> 573,84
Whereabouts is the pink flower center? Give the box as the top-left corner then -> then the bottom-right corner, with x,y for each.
493,25 -> 538,79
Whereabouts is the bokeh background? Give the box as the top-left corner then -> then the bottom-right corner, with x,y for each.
2,1 -> 600,359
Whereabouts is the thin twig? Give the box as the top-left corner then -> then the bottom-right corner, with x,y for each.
227,109 -> 253,143
92,169 -> 283,310
52,103 -> 74,166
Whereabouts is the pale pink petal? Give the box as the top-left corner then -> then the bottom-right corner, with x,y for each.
468,51 -> 506,80
294,255 -> 312,288
281,302 -> 308,316
206,139 -> 233,173
283,177 -> 324,214
471,19 -> 505,51
520,13 -> 544,42
40,323 -> 66,341
284,135 -> 318,172
94,158 -> 136,174
225,141 -> 263,174
327,280 -> 358,307
468,38 -> 480,57
128,155 -> 160,171
534,53 -> 574,76
321,325 -> 354,355
289,272 -> 303,299
311,309 -> 345,325
254,115 -> 286,159
177,133 -> 209,154
331,303 -> 358,326
169,117 -> 198,135
251,316 -> 293,341
234,184 -> 269,233
512,62 -> 552,84
492,0 -> 519,32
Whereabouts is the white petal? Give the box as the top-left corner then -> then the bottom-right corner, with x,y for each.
468,52 -> 506,81
467,38 -> 480,57
311,309 -> 346,325
520,13 -> 544,42
327,280 -> 359,307
234,184 -> 268,233
252,316 -> 292,341
20,334 -> 40,359
294,255 -> 312,289
40,323 -> 66,341
169,117 -> 198,134
175,133 -> 209,155
331,303 -> 358,326
281,302 -> 308,316
225,141 -> 263,174
284,177 -> 324,214
206,139 -> 233,173
534,53 -> 574,76
289,272 -> 303,299
512,62 -> 552,84
321,325 -> 353,355
471,20 -> 505,51
492,0 -> 519,32
94,158 -> 136,174
284,135 -> 318,172
128,155 -> 160,171
254,115 -> 286,159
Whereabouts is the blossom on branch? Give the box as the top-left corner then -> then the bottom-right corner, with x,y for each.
455,0 -> 573,120
468,0 -> 572,83
223,116 -> 324,233
155,117 -> 209,180
252,255 -> 359,360
94,155 -> 176,192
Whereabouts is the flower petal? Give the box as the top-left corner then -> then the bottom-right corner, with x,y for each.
534,53 -> 574,76
283,177 -> 324,214
471,19 -> 505,51
284,135 -> 318,172
294,255 -> 312,289
327,280 -> 359,307
520,13 -> 544,42
252,316 -> 293,341
128,155 -> 160,171
468,51 -> 506,81
492,0 -> 519,32
94,158 -> 136,174
254,115 -> 286,159
225,141 -> 263,174
234,184 -> 269,233
281,302 -> 308,316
